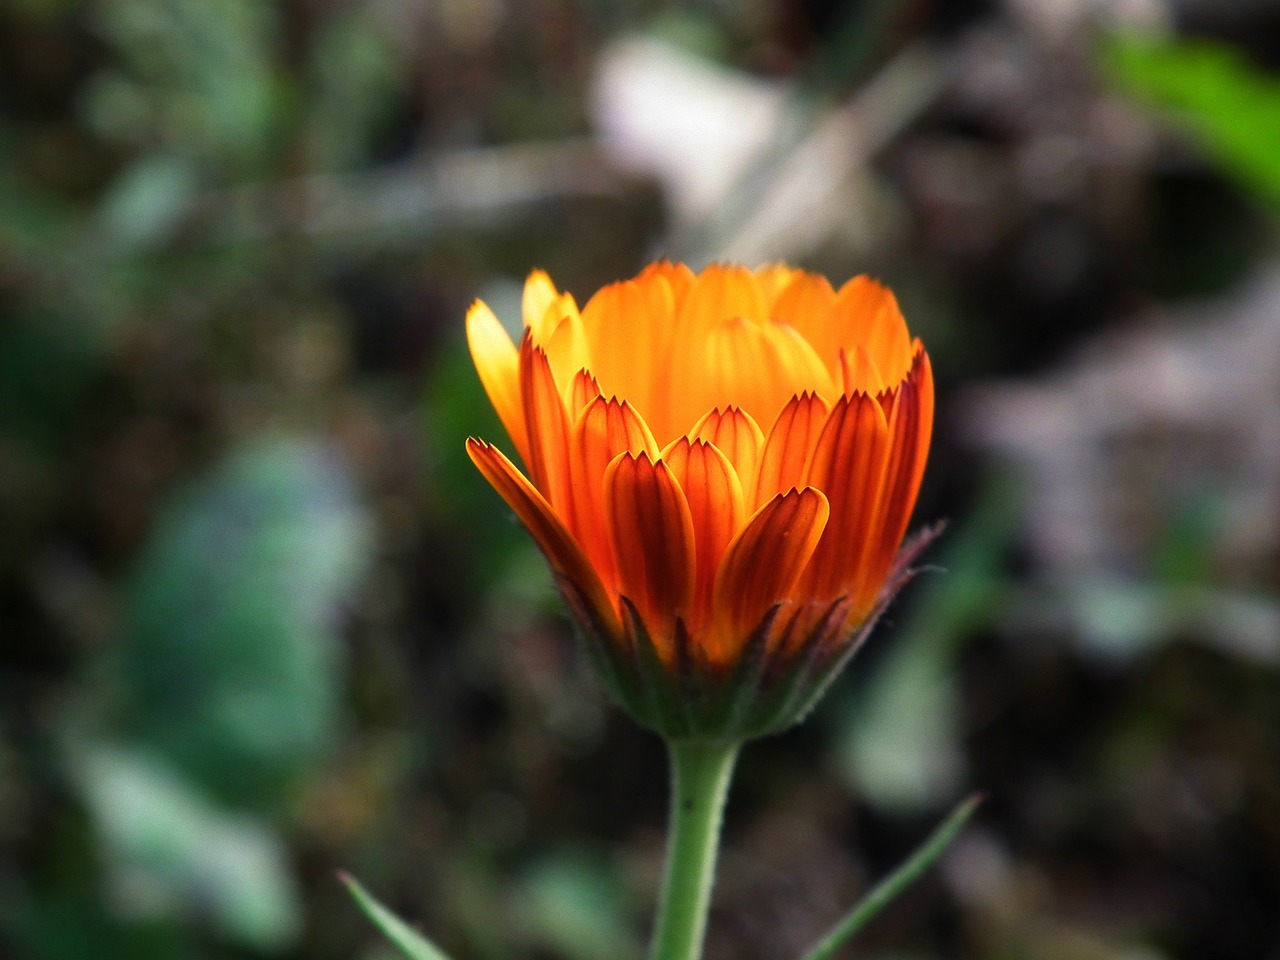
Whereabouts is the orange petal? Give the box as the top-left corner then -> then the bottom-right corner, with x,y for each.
690,406 -> 764,505
838,345 -> 886,397
801,393 -> 891,607
755,392 -> 831,508
520,340 -> 576,528
604,452 -> 695,650
869,348 -> 933,578
670,316 -> 833,439
466,300 -> 528,464
676,263 -> 766,331
662,437 -> 745,628
467,438 -> 616,634
754,263 -> 796,304
712,487 -> 830,654
770,270 -> 835,337
568,369 -> 602,417
539,293 -> 589,392
829,276 -> 913,386
638,260 -> 695,302
580,275 -> 677,435
570,396 -> 660,584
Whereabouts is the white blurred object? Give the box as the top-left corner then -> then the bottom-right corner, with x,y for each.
592,36 -> 949,263
593,36 -> 789,231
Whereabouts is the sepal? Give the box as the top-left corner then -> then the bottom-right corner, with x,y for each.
556,523 -> 943,740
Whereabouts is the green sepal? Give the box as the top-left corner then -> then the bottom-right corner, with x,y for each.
554,524 -> 944,741
339,873 -> 455,960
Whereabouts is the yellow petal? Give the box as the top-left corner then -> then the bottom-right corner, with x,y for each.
638,260 -> 695,301
523,269 -> 559,337
466,300 -> 527,464
676,263 -> 766,333
543,298 -> 590,398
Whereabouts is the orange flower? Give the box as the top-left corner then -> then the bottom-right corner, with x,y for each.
467,262 -> 934,738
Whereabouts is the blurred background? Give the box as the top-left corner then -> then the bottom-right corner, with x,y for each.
2,0 -> 1278,958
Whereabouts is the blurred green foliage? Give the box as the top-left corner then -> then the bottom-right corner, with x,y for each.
2,2 -> 1279,959
119,438 -> 369,808
10,438 -> 370,960
72,744 -> 302,952
1104,31 -> 1280,210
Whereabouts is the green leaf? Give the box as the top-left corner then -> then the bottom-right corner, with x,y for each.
340,873 -> 456,960
71,744 -> 301,952
797,794 -> 984,960
119,436 -> 370,809
1102,31 -> 1280,208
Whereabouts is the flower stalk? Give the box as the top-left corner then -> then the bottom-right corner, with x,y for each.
649,738 -> 741,960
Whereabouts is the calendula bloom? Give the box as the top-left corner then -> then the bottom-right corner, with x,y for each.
467,262 -> 934,738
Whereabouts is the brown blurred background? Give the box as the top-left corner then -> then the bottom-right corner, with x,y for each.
2,1 -> 1278,958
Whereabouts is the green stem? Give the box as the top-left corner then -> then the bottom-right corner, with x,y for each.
648,738 -> 742,960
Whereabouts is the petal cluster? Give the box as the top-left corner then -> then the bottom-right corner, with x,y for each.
467,262 -> 933,736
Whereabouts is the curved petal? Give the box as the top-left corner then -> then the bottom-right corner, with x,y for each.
581,275 -> 677,437
671,316 -> 833,439
522,269 -> 559,338
800,393 -> 891,608
537,293 -> 586,391
755,392 -> 830,509
662,437 -> 745,628
829,276 -> 913,387
712,487 -> 830,658
637,260 -> 695,302
568,368 -> 602,417
770,271 -> 835,350
690,406 -> 764,505
520,340 -> 576,528
838,345 -> 886,397
570,396 -> 660,586
604,452 -> 696,654
754,263 -> 796,304
676,263 -> 766,331
467,438 -> 617,634
466,300 -> 527,464
869,348 -> 933,579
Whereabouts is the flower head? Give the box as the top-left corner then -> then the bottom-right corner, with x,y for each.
467,262 -> 934,738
